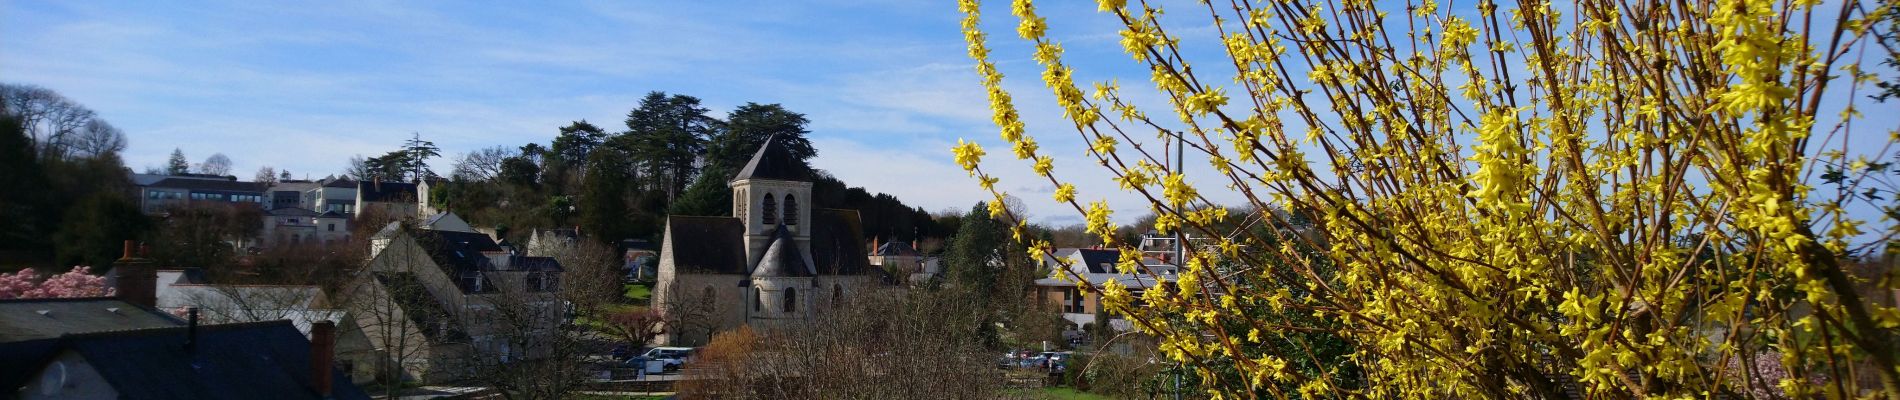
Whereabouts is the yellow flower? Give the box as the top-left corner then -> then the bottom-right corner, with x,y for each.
1053,183 -> 1076,203
952,139 -> 986,174
1032,156 -> 1054,176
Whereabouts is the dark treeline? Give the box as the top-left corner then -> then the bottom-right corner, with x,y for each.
0,83 -> 145,269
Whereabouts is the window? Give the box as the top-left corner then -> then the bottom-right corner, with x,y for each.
289,218 -> 299,225
327,223 -> 336,231
754,289 -> 763,312
1063,287 -> 1085,313
784,195 -> 799,225
762,194 -> 777,225
462,271 -> 488,292
784,287 -> 797,313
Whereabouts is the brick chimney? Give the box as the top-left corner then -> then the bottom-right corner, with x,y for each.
111,240 -> 156,308
310,320 -> 336,398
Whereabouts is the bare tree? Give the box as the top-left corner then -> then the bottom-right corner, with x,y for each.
71,119 -> 126,158
254,166 -> 279,185
656,283 -> 719,346
546,239 -> 620,316
451,146 -> 514,181
0,83 -> 113,160
679,288 -> 1006,399
196,153 -> 232,176
461,269 -> 584,399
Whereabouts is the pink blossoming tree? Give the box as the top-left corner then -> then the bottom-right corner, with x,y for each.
0,266 -> 113,299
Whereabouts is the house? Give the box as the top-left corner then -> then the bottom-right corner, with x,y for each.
1029,248 -> 1176,333
525,228 -> 579,257
867,240 -> 941,284
348,222 -> 565,382
153,270 -> 377,383
310,178 -> 359,215
355,180 -> 419,220
267,180 -> 322,210
652,136 -> 879,345
260,207 -> 351,247
133,175 -> 267,214
0,319 -> 371,400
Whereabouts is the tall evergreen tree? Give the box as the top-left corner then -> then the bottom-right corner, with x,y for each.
944,202 -> 1008,348
621,92 -> 714,201
402,132 -> 441,181
668,103 -> 817,216
166,148 -> 189,175
578,147 -> 634,243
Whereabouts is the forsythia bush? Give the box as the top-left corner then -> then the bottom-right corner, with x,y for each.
954,0 -> 1900,398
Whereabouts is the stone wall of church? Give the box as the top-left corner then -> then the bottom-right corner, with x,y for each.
654,272 -> 749,346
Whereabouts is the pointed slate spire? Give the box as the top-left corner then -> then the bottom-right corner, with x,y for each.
732,134 -> 808,183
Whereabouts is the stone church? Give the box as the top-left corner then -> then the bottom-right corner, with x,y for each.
652,136 -> 878,345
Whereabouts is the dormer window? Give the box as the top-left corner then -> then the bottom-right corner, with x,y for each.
762,194 -> 777,225
784,195 -> 798,225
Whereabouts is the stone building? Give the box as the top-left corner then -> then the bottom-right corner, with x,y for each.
652,136 -> 878,345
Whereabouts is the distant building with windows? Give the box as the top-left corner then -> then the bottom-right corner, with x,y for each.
262,208 -> 352,246
1030,247 -> 1177,333
131,174 -> 267,214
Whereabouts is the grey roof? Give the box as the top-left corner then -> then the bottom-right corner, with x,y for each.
321,178 -> 357,189
664,216 -> 748,275
0,298 -> 184,342
751,224 -> 814,278
145,177 -> 267,193
356,181 -> 417,202
0,320 -> 371,400
508,255 -> 564,272
873,241 -> 921,257
731,135 -> 809,182
1076,249 -> 1118,274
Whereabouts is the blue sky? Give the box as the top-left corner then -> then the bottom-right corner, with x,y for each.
1,1 -> 1143,224
6,1 -> 1895,230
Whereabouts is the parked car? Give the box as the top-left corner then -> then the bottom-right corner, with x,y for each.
627,347 -> 696,372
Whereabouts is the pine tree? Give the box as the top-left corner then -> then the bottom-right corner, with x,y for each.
165,148 -> 189,175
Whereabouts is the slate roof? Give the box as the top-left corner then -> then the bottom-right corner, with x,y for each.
374,273 -> 468,343
1076,249 -> 1118,274
321,178 -> 358,189
0,298 -> 184,342
356,181 -> 418,202
663,216 -> 747,275
146,177 -> 267,193
751,224 -> 814,278
508,255 -> 564,272
873,241 -> 921,257
0,320 -> 371,400
731,135 -> 810,182
808,208 -> 871,275
413,229 -> 507,288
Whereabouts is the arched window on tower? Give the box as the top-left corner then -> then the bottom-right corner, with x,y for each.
754,289 -> 763,312
762,194 -> 777,225
784,287 -> 798,313
784,195 -> 799,225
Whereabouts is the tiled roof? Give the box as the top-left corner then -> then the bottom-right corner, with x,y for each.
0,298 -> 184,342
1075,249 -> 1118,274
0,320 -> 371,400
664,216 -> 747,275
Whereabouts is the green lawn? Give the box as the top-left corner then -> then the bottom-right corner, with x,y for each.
1000,387 -> 1112,400
624,283 -> 652,304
